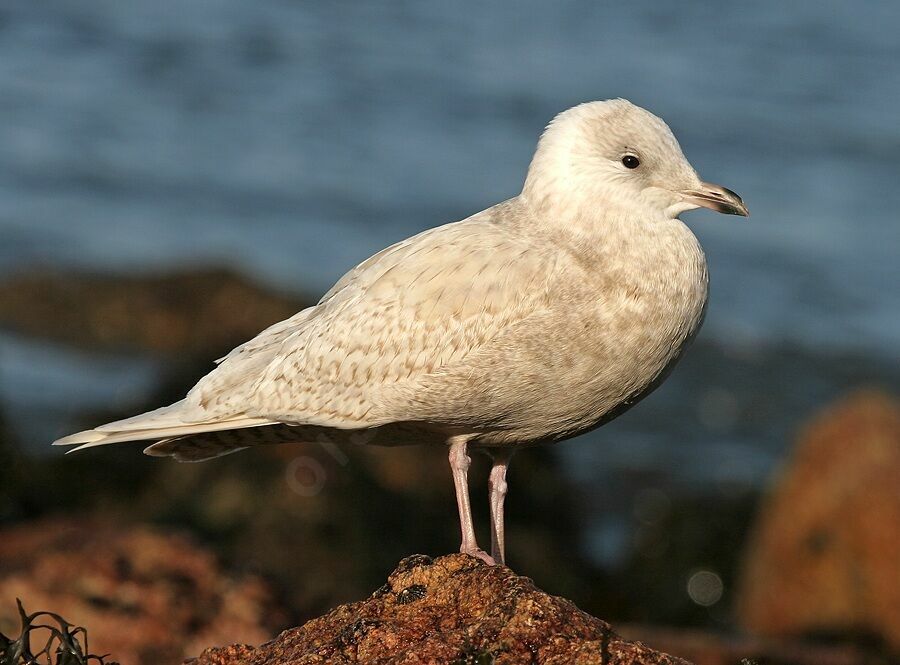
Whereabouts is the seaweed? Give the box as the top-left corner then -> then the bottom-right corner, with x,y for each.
0,600 -> 116,665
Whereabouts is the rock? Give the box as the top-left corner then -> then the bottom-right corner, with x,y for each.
736,390 -> 900,654
0,267 -> 309,357
186,553 -> 692,665
0,518 -> 289,665
619,625 -> 875,665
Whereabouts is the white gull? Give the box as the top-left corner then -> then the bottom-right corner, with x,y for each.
55,99 -> 748,565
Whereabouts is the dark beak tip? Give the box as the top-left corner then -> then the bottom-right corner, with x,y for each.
728,190 -> 750,218
688,183 -> 749,218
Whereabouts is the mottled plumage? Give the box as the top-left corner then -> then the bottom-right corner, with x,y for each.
55,99 -> 747,564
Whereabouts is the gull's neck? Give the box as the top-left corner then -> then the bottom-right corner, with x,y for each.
516,172 -> 698,273
519,182 -> 671,247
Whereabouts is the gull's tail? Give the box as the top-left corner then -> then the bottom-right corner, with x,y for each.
52,399 -> 277,461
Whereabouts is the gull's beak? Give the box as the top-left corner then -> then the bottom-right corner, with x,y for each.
682,181 -> 749,217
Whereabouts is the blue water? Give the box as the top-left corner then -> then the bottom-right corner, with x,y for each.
2,0 -> 899,353
1,1 -> 899,568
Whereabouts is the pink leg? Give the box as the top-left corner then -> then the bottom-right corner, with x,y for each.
488,450 -> 513,565
449,437 -> 494,565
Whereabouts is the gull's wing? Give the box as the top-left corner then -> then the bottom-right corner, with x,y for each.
184,202 -> 557,428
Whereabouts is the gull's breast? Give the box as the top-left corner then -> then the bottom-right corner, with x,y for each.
481,222 -> 710,445
566,222 -> 710,432
373,218 -> 710,448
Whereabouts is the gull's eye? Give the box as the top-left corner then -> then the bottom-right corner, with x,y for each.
621,154 -> 640,169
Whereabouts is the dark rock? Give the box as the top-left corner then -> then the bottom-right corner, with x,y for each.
619,625 -> 878,665
0,518 -> 288,665
186,553 -> 692,665
0,267 -> 309,357
736,390 -> 900,655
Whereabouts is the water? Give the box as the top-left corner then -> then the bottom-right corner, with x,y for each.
1,0 -> 899,565
2,0 -> 899,353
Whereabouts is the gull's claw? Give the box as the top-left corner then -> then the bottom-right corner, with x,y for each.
461,547 -> 496,566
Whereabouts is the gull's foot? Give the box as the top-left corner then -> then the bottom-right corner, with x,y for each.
460,546 -> 496,565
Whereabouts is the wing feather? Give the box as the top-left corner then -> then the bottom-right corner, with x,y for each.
184,202 -> 555,428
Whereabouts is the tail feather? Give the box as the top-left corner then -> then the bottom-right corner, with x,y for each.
94,400 -> 191,432
55,406 -> 371,464
53,401 -> 274,453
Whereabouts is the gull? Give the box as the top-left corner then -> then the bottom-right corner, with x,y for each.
54,99 -> 748,566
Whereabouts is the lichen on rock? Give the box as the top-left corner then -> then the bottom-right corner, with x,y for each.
187,553 -> 691,665
0,519 -> 287,665
736,390 -> 900,654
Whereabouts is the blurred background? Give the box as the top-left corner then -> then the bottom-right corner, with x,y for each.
0,1 -> 898,664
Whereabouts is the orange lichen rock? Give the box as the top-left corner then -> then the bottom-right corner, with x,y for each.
187,553 -> 691,665
737,390 -> 900,653
0,519 -> 287,665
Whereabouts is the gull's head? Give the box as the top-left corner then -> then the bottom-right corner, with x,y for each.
523,99 -> 748,220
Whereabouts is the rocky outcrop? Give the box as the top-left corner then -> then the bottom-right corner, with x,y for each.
0,519 -> 288,665
187,553 -> 691,665
619,625 -> 875,665
736,390 -> 900,654
0,267 -> 308,356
